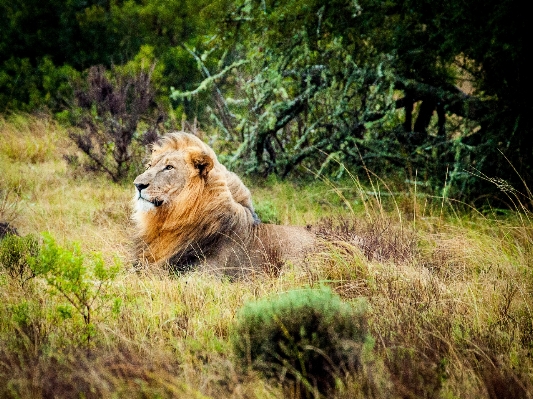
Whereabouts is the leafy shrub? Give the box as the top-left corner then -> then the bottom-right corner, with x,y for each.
0,56 -> 79,112
29,233 -> 120,348
67,64 -> 164,182
0,233 -> 39,285
232,287 -> 370,398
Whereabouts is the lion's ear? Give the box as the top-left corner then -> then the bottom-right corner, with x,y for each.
190,151 -> 214,178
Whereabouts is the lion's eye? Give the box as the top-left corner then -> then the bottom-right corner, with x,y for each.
165,165 -> 174,170
145,163 -> 151,170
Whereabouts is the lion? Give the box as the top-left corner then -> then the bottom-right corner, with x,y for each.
132,132 -> 315,278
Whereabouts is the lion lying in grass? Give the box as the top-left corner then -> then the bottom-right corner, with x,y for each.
132,132 -> 315,278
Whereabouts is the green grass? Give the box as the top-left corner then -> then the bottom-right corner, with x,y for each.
1,114 -> 532,398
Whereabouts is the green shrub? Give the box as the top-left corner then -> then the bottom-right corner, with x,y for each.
232,287 -> 370,398
29,233 -> 120,349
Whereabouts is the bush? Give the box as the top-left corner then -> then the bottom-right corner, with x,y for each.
29,233 -> 121,349
254,200 -> 281,224
67,64 -> 164,182
232,287 -> 370,398
0,56 -> 79,112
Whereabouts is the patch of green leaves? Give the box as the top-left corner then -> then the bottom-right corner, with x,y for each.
254,200 -> 281,224
29,233 -> 120,348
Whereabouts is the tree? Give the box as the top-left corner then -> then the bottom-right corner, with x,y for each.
372,0 -> 530,200
181,0 -> 529,202
0,0 -> 229,113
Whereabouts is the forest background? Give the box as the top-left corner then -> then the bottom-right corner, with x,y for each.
1,0 -> 529,202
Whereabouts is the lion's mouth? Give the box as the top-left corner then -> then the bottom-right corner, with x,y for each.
138,195 -> 164,207
151,199 -> 163,207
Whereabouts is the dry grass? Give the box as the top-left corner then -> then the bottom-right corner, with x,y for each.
0,114 -> 71,164
1,114 -> 532,398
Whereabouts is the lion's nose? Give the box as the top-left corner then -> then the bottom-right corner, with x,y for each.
135,183 -> 149,192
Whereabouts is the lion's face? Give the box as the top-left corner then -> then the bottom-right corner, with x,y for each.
133,147 -> 213,213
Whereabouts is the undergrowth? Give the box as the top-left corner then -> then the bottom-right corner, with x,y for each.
232,287 -> 370,398
1,114 -> 532,398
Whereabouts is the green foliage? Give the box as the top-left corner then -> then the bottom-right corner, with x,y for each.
253,200 -> 281,224
7,299 -> 47,353
1,0 -> 227,114
0,231 -> 123,352
0,56 -> 79,112
367,0 -> 531,200
0,233 -> 39,285
232,287 -> 370,397
174,0 -> 445,182
2,0 -> 530,201
29,233 -> 120,348
0,0 -> 108,111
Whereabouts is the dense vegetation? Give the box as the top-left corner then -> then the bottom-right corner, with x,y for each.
1,0 -> 529,201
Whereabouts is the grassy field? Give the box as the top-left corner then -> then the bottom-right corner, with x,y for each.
1,114 -> 532,398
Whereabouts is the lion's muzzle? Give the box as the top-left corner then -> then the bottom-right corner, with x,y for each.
134,182 -> 163,208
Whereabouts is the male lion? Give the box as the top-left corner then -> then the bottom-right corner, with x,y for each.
132,132 -> 315,278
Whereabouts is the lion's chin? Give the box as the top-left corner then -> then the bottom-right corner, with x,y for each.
135,198 -> 161,212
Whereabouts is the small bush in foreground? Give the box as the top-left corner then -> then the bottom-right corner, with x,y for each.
29,233 -> 121,349
232,287 -> 370,398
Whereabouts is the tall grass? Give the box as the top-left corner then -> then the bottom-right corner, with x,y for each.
1,114 -> 532,398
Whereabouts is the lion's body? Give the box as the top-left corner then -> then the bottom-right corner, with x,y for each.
132,132 -> 314,277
